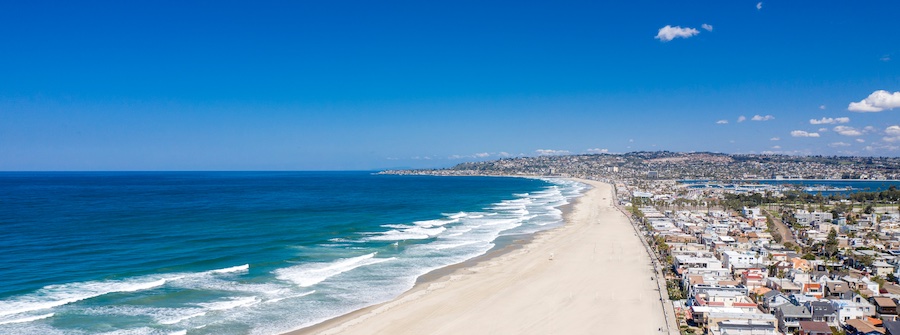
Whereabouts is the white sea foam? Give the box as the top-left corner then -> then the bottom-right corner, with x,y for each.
0,261 -> 254,320
0,313 -> 54,325
365,226 -> 446,241
447,212 -> 468,219
413,218 -> 458,228
209,264 -> 249,274
198,296 -> 260,312
0,276 -> 174,318
275,253 -> 396,287
265,290 -> 316,304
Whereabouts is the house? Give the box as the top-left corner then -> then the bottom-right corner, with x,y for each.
808,301 -> 839,327
761,291 -> 792,313
742,268 -> 767,290
705,311 -> 778,335
871,297 -> 898,319
844,318 -> 885,335
826,281 -> 852,299
776,304 -> 813,333
873,261 -> 896,278
884,320 -> 900,335
768,277 -> 802,295
712,319 -> 778,335
831,295 -> 877,326
799,321 -> 833,335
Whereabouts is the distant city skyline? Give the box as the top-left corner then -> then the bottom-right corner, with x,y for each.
1,1 -> 899,170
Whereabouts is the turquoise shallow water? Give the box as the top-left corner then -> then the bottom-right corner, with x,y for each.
0,172 -> 585,335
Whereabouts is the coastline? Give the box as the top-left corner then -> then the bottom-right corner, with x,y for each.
284,179 -> 673,335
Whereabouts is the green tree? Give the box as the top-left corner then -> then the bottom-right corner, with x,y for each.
825,228 -> 839,257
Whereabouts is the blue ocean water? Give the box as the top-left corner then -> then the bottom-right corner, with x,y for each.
0,172 -> 586,335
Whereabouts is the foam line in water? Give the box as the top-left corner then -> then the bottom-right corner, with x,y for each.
209,264 -> 249,274
0,313 -> 54,325
265,290 -> 316,304
275,253 -> 396,287
0,276 -> 174,317
198,296 -> 260,312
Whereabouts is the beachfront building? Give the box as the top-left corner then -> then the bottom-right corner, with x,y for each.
721,251 -> 764,273
710,318 -> 778,335
674,253 -> 723,272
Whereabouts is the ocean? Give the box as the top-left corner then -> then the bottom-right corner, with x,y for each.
0,172 -> 586,335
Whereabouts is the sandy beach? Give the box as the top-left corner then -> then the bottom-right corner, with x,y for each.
288,179 -> 670,335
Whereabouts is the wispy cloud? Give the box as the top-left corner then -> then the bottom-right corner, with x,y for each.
770,137 -> 780,141
833,126 -> 862,136
756,2 -> 763,10
809,117 -> 850,125
819,105 -> 826,110
848,90 -> 900,112
716,120 -> 728,124
856,138 -> 866,143
701,24 -> 713,32
882,55 -> 892,62
834,126 -> 863,136
829,142 -> 851,147
586,148 -> 609,154
751,114 -> 774,121
536,149 -> 571,156
791,130 -> 820,138
737,115 -> 747,123
655,25 -> 699,42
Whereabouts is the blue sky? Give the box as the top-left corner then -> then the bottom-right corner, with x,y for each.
1,1 -> 899,170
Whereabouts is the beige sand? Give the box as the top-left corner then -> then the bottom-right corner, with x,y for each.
288,179 -> 670,335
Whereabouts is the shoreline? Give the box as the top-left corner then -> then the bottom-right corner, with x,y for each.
285,178 -> 674,335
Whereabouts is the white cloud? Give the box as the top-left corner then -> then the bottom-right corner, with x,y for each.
771,145 -> 781,149
864,126 -> 876,133
834,125 -> 862,136
882,56 -> 892,62
586,148 -> 609,154
856,139 -> 866,143
829,142 -> 851,147
655,25 -> 700,42
770,137 -> 780,141
756,2 -> 763,10
751,114 -> 774,121
536,149 -> 570,156
701,24 -> 713,32
716,120 -> 728,124
818,128 -> 828,132
884,125 -> 900,142
848,90 -> 900,112
819,105 -> 826,110
791,130 -> 820,138
809,117 -> 850,125
498,152 -> 512,157
886,125 -> 900,136
474,152 -> 490,158
737,115 -> 747,123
